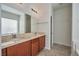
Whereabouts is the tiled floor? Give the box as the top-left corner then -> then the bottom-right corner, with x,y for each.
38,44 -> 71,56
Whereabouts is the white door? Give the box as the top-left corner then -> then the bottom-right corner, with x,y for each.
53,6 -> 72,46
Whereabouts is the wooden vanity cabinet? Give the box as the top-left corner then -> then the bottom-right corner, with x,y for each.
15,41 -> 31,56
31,38 -> 39,56
39,36 -> 45,51
2,40 -> 31,56
2,35 -> 45,56
15,41 -> 32,56
2,45 -> 17,56
7,45 -> 17,56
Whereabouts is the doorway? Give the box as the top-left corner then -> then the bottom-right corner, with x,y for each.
25,14 -> 31,33
52,4 -> 72,47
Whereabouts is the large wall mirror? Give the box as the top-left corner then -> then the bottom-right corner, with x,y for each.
0,4 -> 32,35
0,4 -> 37,35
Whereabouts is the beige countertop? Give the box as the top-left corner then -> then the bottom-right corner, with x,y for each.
1,33 -> 45,49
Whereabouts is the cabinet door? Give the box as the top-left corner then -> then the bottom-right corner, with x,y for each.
25,41 -> 32,56
2,48 -> 7,56
32,38 -> 39,56
16,41 -> 31,56
39,36 -> 45,51
6,41 -> 31,56
7,45 -> 17,56
15,43 -> 26,56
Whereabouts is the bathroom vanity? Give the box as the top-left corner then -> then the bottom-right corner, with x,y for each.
1,33 -> 45,56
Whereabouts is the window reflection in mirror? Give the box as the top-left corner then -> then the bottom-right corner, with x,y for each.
1,9 -> 20,35
1,18 -> 18,34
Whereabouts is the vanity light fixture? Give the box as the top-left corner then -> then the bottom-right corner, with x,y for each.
31,8 -> 38,14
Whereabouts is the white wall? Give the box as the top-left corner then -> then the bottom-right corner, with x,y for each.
36,4 -> 52,49
53,5 -> 72,46
31,16 -> 38,32
72,3 -> 79,55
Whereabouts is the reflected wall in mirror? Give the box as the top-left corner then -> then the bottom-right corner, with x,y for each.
25,14 -> 31,33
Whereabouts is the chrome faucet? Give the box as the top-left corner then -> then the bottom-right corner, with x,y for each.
12,34 -> 16,38
34,32 -> 37,35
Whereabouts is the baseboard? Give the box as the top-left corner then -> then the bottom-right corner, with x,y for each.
53,42 -> 71,47
44,46 -> 51,50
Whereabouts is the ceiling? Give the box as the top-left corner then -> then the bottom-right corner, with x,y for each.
2,3 -> 72,10
2,3 -> 60,11
1,3 -> 72,19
